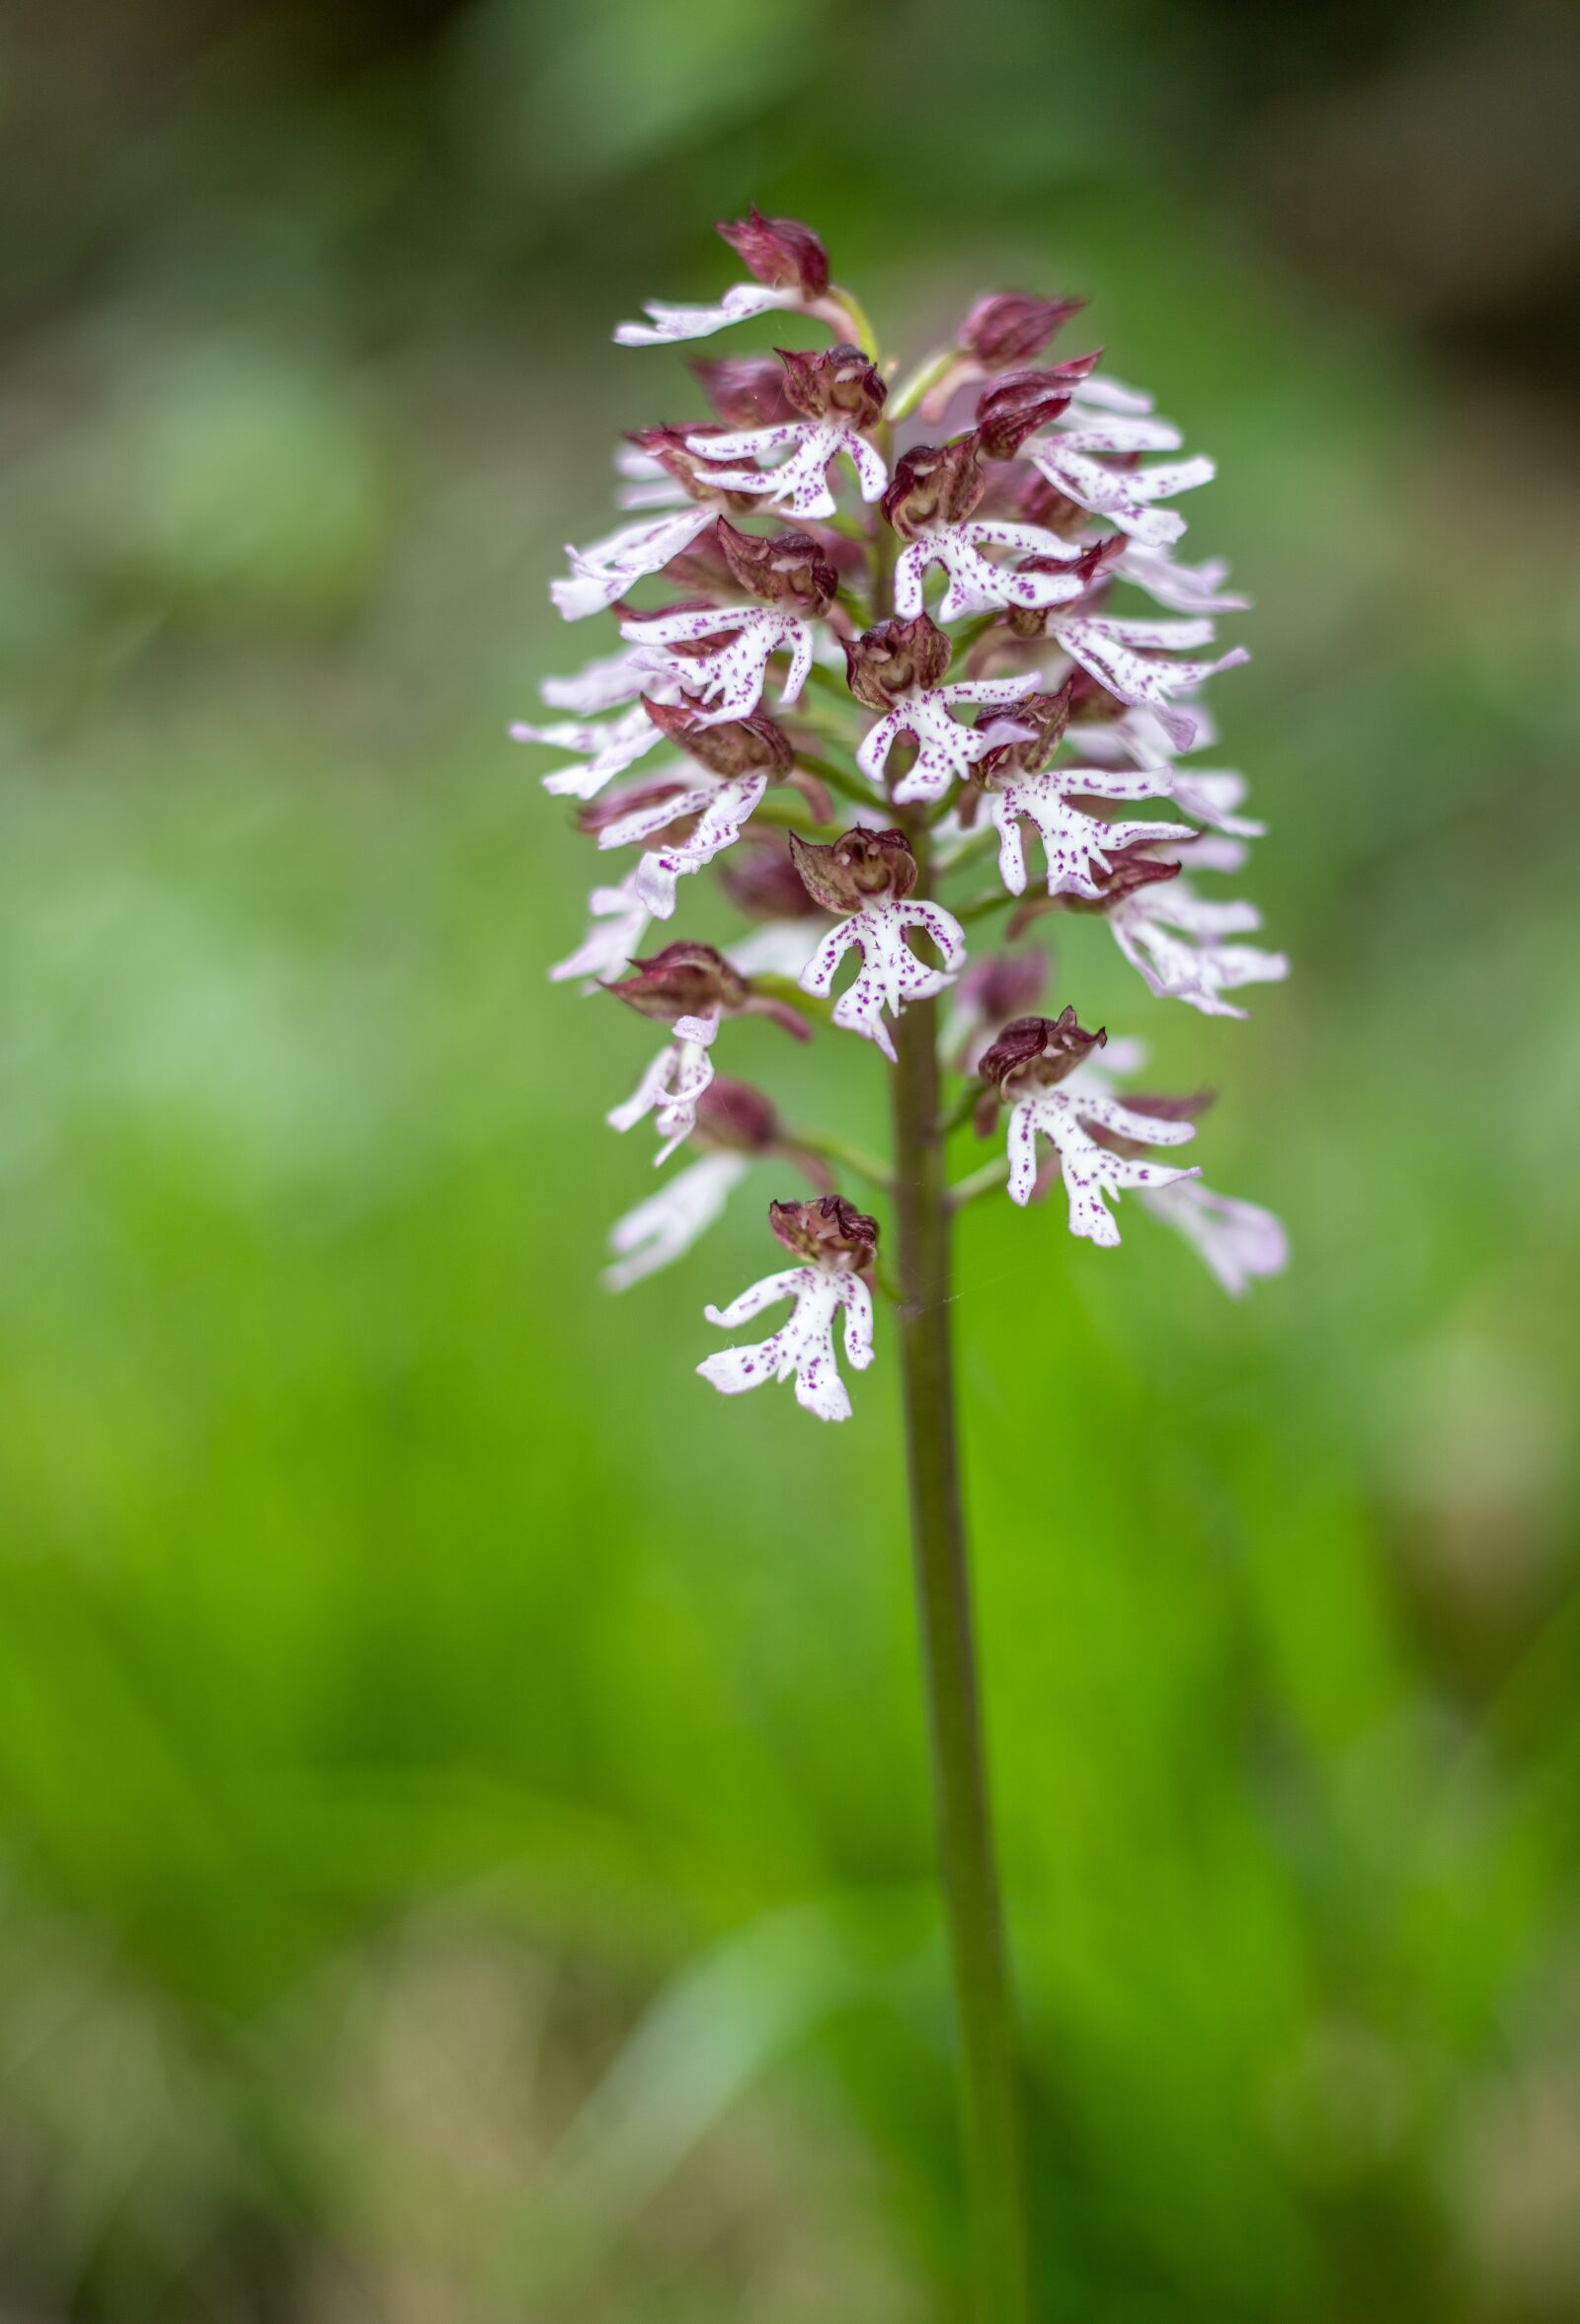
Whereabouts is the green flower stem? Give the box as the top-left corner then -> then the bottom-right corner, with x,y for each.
891,813 -> 1032,2324
888,346 -> 959,424
833,285 -> 881,361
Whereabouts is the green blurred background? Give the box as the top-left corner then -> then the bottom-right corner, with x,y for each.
2,0 -> 1579,2317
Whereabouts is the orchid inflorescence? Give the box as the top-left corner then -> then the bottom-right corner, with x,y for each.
517,210 -> 1288,1424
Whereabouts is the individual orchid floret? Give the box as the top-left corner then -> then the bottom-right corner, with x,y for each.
790,826 -> 966,1063
846,614 -> 1041,804
882,435 -> 1085,621
606,1013 -> 719,1165
592,702 -> 794,916
697,1195 -> 877,1423
620,518 -> 839,721
985,766 -> 1192,900
604,1077 -> 788,1291
603,941 -> 740,1158
619,604 -> 814,724
614,210 -> 847,347
685,345 -> 889,521
1085,848 -> 1289,1017
977,1010 -> 1199,1243
602,939 -> 803,1163
970,690 -> 1193,898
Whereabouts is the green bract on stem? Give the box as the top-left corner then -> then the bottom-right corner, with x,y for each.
522,204 -> 1287,2318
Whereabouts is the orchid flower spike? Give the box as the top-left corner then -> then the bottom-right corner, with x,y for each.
532,211 -> 1286,1424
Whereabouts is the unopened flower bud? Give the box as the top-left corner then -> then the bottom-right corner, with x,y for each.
767,1193 -> 879,1272
978,1007 -> 1107,1097
960,291 -> 1087,365
603,939 -> 749,1024
777,344 -> 888,427
642,695 -> 794,776
975,355 -> 1100,457
717,209 -> 830,299
958,950 -> 1049,1028
788,826 -> 917,911
691,354 -> 798,428
841,612 -> 951,709
946,948 -> 1050,1071
692,1075 -> 783,1153
715,516 -> 839,615
880,435 -> 986,539
719,833 -> 827,921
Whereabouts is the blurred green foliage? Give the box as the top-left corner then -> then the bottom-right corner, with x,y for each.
0,0 -> 1578,2318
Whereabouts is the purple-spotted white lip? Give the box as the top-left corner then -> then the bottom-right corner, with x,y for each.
698,1259 -> 875,1424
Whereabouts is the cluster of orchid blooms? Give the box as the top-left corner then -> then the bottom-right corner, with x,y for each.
517,211 -> 1288,1424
